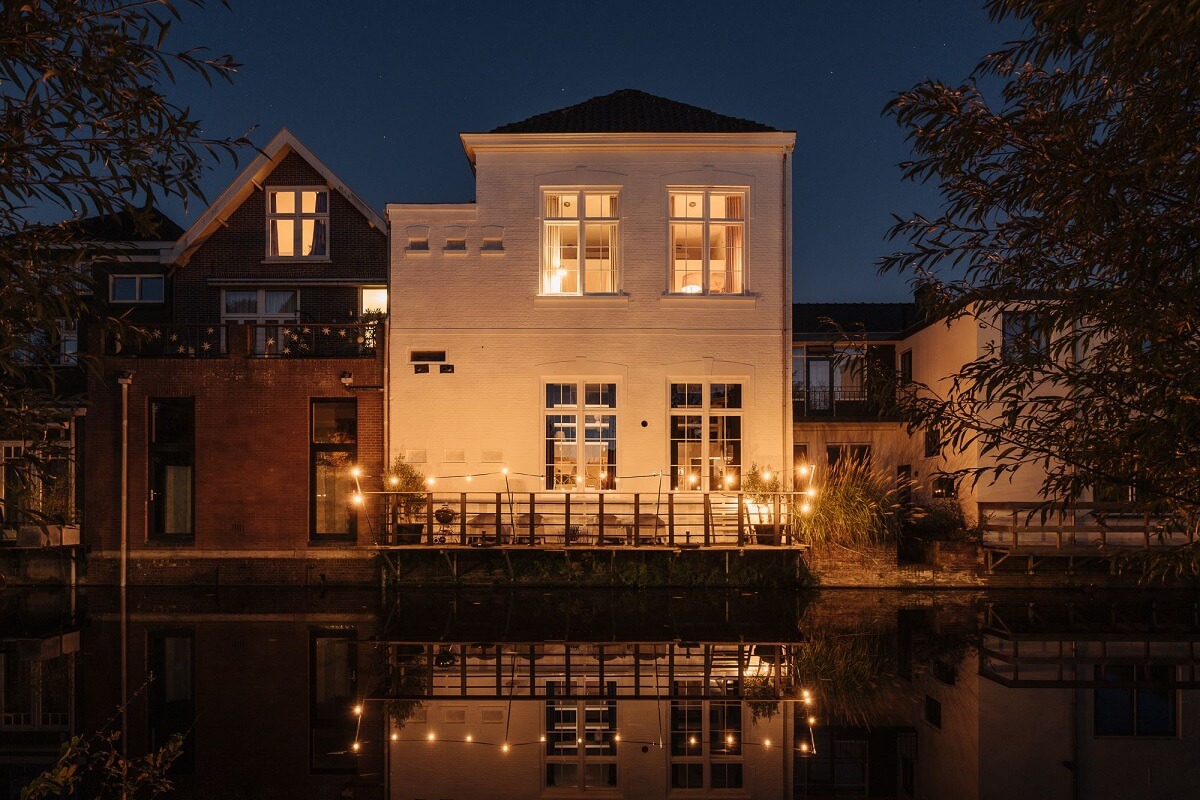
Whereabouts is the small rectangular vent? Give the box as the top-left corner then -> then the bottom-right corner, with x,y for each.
403,449 -> 427,464
480,708 -> 505,725
481,449 -> 504,463
444,449 -> 466,463
410,350 -> 446,362
413,364 -> 429,374
444,707 -> 467,724
439,364 -> 455,374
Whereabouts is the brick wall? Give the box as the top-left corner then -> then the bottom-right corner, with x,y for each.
82,325 -> 386,559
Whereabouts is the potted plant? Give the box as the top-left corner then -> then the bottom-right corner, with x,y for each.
386,457 -> 427,545
741,464 -> 783,545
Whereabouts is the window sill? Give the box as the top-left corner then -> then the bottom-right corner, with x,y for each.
534,294 -> 630,308
404,249 -> 431,257
442,249 -> 468,257
659,293 -> 758,308
480,248 -> 505,256
260,257 -> 332,265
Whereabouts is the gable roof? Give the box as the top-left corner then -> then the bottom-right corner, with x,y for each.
166,128 -> 386,266
490,89 -> 778,134
73,207 -> 184,243
793,302 -> 920,341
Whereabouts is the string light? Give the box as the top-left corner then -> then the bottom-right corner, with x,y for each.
801,502 -> 812,514
465,734 -> 473,743
351,466 -> 361,478
539,735 -> 547,743
613,733 -> 620,742
807,716 -> 816,725
351,493 -> 364,505
502,743 -> 510,753
763,739 -> 771,748
799,741 -> 810,753
761,470 -> 772,482
426,477 -> 436,486
391,732 -> 399,741
501,467 -> 509,475
351,741 -> 361,753
389,475 -> 400,486
427,732 -> 436,742
353,704 -> 363,716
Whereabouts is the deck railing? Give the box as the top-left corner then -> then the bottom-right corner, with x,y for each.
103,321 -> 382,359
376,491 -> 805,549
245,322 -> 380,358
106,324 -> 229,358
978,501 -> 1192,549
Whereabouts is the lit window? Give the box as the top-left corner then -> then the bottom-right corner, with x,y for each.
221,289 -> 299,356
311,400 -> 357,540
267,188 -> 328,258
543,191 -> 618,295
669,190 -> 745,295
109,274 -> 165,303
361,287 -> 388,315
545,382 -> 617,490
932,474 -> 957,498
669,382 -> 742,490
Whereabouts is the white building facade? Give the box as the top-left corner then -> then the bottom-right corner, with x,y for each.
386,91 -> 795,497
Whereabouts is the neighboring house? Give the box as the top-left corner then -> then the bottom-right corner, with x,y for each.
82,129 -> 388,585
387,90 -> 796,509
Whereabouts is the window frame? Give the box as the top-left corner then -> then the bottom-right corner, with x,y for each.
540,188 -> 621,296
669,381 -> 744,491
148,398 -> 195,543
309,399 -> 358,542
544,381 -> 618,491
667,187 -> 748,296
543,680 -> 618,791
108,274 -> 166,304
265,186 -> 330,261
669,682 -> 745,791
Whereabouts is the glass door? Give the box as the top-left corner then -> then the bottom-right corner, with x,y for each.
807,359 -> 833,412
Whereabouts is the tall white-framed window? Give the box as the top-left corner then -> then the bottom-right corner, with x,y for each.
544,680 -> 618,790
669,382 -> 743,490
545,382 -> 617,490
266,188 -> 329,259
668,189 -> 746,294
221,289 -> 299,355
542,191 -> 618,295
669,680 -> 744,791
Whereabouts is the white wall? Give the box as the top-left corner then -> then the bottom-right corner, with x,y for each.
387,135 -> 794,494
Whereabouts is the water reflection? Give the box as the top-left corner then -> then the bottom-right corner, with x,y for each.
2,588 -> 1199,798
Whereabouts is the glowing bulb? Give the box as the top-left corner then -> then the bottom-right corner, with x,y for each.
807,716 -> 816,726
797,465 -> 809,477
801,502 -> 812,514
688,474 -> 698,485
389,475 -> 399,486
762,471 -> 772,482
576,737 -> 583,744
807,488 -> 817,497
764,739 -> 771,748
351,741 -> 361,752
688,736 -> 697,746
726,735 -> 734,745
426,477 -> 435,486
800,741 -> 810,753
802,690 -> 811,699
465,734 -> 473,743
391,732 -> 399,741
353,704 -> 363,716
613,733 -> 620,742
804,697 -> 813,705
501,467 -> 509,475
351,493 -> 364,505
351,466 -> 361,478
599,471 -> 607,479
427,732 -> 436,742
502,743 -> 510,753
465,474 -> 472,482
724,474 -> 733,486
576,476 -> 583,484
539,735 -> 547,743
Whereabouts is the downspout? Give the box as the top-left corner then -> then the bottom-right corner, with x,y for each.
117,372 -> 133,588
782,148 -> 793,488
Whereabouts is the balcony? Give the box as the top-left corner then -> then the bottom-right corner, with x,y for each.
102,321 -> 382,359
792,386 -> 895,421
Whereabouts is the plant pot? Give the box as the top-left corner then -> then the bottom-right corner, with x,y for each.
753,524 -> 778,546
394,522 -> 425,545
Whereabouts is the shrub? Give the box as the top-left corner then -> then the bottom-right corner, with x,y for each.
792,459 -> 908,550
904,499 -> 974,542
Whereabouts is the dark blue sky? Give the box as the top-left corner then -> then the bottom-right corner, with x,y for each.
170,1 -> 1020,302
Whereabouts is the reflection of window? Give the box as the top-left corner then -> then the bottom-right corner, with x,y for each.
148,631 -> 194,773
267,188 -> 328,258
109,274 -> 165,303
545,382 -> 616,490
311,400 -> 357,539
222,289 -> 299,356
1094,665 -> 1176,737
543,191 -> 618,295
545,681 -> 617,789
797,731 -> 869,796
670,382 -> 742,490
149,399 -> 194,542
669,189 -> 745,295
310,631 -> 358,773
670,682 -> 743,790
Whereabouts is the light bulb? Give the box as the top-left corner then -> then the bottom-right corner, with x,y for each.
351,741 -> 361,752
427,732 -> 436,742
426,477 -> 435,486
764,739 -> 771,748
797,465 -> 809,477
801,502 -> 812,514
800,741 -> 810,753
501,467 -> 509,474
724,475 -> 733,486
391,732 -> 399,741
613,733 -> 620,742
351,493 -> 364,505
575,476 -> 583,484
539,735 -> 547,743
726,735 -> 734,745
808,716 -> 816,725
688,474 -> 698,484
599,471 -> 607,479
389,475 -> 399,486
351,466 -> 361,478
465,474 -> 472,482
353,704 -> 363,716
762,471 -> 772,481
465,734 -> 473,743
688,736 -> 697,746
502,743 -> 510,753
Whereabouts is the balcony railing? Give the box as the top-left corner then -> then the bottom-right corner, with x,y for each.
104,322 -> 381,359
792,386 -> 876,419
376,491 -> 806,549
979,502 -> 1193,549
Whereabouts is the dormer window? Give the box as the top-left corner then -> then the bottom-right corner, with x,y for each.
542,191 -> 618,295
267,188 -> 328,259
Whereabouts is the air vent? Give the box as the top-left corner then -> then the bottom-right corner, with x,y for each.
480,708 -> 505,725
411,350 -> 446,362
444,707 -> 467,724
481,449 -> 504,463
439,364 -> 455,374
403,449 -> 427,464
444,449 -> 466,463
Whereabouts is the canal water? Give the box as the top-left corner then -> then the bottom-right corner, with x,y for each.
3,588 -> 1198,799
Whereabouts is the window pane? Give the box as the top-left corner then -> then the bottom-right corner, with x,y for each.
313,400 -> 357,444
584,383 -> 616,408
710,192 -> 744,219
224,291 -> 258,316
270,190 -> 295,214
270,219 -> 295,256
140,276 -> 165,302
546,383 -> 578,409
545,223 -> 579,294
669,192 -> 705,219
708,415 -> 741,488
302,218 -> 328,257
300,190 -> 324,214
1094,664 -> 1136,736
545,193 -> 578,219
670,223 -> 704,293
670,415 -> 703,490
710,383 -> 742,409
584,414 -> 616,490
584,193 -> 617,218
546,414 -> 578,489
152,399 -> 194,445
314,451 -> 353,535
111,276 -> 137,302
265,290 -> 298,316
583,223 -> 615,293
671,383 -> 703,409
709,224 -> 743,294
162,464 -> 193,535
362,288 -> 388,314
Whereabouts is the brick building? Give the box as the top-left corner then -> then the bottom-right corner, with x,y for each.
82,129 -> 388,586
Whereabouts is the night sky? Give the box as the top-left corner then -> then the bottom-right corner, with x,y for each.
170,1 -> 1021,302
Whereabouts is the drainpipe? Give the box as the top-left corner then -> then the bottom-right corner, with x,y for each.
117,372 -> 133,589
781,148 -> 794,487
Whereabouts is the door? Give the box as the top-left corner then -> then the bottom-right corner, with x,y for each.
807,359 -> 833,411
151,451 -> 193,539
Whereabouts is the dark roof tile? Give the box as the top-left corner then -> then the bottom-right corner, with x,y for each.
793,302 -> 920,340
491,89 -> 777,134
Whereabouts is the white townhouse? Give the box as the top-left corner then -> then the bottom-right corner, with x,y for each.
386,90 -> 795,496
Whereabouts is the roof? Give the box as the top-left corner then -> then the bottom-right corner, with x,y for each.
793,303 -> 920,341
72,207 -> 184,242
490,89 -> 778,134
166,128 -> 386,266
